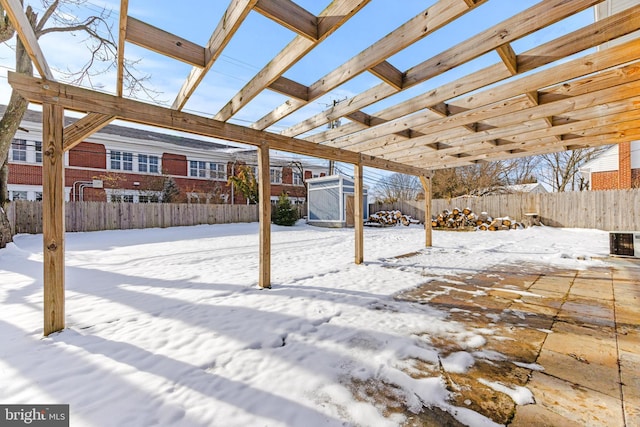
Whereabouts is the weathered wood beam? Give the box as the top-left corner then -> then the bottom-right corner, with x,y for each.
0,0 -> 53,80
496,43 -> 518,75
285,0 -> 600,138
262,0 -> 486,132
254,0 -> 318,40
307,0 -> 638,146
419,175 -> 432,247
63,113 -> 116,151
354,159 -> 364,264
8,72 -> 428,177
258,143 -> 271,289
172,0 -> 258,110
126,17 -> 205,67
385,74 -> 640,163
42,103 -> 65,336
338,38 -> 640,153
403,108 -> 640,168
268,76 -> 309,101
116,0 -> 129,97
413,105 -> 640,165
369,61 -> 404,90
215,0 -> 370,122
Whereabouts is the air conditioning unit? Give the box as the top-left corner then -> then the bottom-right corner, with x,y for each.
609,232 -> 640,258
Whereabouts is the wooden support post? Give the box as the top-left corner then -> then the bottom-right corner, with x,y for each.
354,159 -> 364,264
419,175 -> 432,247
42,103 -> 65,335
257,142 -> 271,288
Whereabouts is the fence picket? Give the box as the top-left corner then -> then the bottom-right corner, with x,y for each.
370,189 -> 640,231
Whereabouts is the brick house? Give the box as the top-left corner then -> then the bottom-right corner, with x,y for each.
5,106 -> 327,203
579,141 -> 640,190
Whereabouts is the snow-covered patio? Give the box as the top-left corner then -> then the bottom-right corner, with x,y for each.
1,223 -> 637,426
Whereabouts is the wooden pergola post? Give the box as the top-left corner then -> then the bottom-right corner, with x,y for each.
419,175 -> 432,247
354,159 -> 364,264
257,142 -> 271,288
42,103 -> 65,335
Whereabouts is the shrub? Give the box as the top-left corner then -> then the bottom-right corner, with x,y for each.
272,193 -> 298,226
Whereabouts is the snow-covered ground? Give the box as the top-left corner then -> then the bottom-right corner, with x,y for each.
0,222 -> 611,426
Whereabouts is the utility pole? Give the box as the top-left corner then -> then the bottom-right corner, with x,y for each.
328,98 -> 342,176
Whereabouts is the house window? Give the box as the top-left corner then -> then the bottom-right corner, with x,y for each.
35,141 -> 42,163
110,151 -> 122,169
10,191 -> 28,200
270,168 -> 282,184
293,171 -> 302,186
190,161 -> 207,177
11,139 -> 27,162
139,155 -> 160,174
35,192 -> 43,201
139,194 -> 159,203
122,152 -> 133,171
110,194 -> 134,203
209,162 -> 226,180
110,151 -> 133,170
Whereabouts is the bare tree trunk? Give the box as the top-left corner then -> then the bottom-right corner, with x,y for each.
0,8 -> 34,248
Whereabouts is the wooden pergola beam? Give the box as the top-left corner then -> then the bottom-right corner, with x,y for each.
282,0 -> 599,138
254,0 -> 318,40
172,0 -> 258,110
305,2 -> 640,146
257,143 -> 271,288
42,103 -> 65,335
8,72 -> 428,177
215,0 -> 370,122
369,61 -> 404,90
116,0 -> 129,97
0,0 -> 54,80
338,38 -> 640,154
125,17 -> 205,67
419,175 -> 432,247
259,0 -> 485,132
268,76 -> 309,101
354,159 -> 364,264
496,43 -> 518,75
63,113 -> 116,151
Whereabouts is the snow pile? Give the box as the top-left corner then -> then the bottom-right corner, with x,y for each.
0,223 -> 610,426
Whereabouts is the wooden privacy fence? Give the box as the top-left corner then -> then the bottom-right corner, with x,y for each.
7,201 -> 261,234
370,189 -> 640,231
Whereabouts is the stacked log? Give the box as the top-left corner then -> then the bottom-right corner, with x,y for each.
432,208 -> 524,231
366,210 -> 420,226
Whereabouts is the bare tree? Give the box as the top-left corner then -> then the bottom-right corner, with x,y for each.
537,148 -> 607,192
0,0 -> 154,247
431,162 -> 509,199
374,173 -> 421,203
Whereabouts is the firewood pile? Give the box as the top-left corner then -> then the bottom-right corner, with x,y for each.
431,208 -> 525,231
366,210 -> 420,227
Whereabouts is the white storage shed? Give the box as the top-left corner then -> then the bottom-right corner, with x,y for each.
307,175 -> 368,228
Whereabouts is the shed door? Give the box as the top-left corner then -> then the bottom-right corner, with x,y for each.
346,195 -> 355,227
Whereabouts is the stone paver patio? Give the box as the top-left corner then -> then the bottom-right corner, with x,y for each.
395,257 -> 640,426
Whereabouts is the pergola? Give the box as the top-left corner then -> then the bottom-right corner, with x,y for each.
1,0 -> 639,335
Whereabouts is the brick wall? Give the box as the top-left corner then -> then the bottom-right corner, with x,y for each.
68,142 -> 106,168
162,153 -> 187,176
618,141 -> 632,188
8,164 -> 42,185
592,170 -> 620,190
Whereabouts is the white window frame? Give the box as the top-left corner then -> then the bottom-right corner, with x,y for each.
270,167 -> 282,184
293,171 -> 303,186
138,154 -> 160,174
10,139 -> 41,163
209,162 -> 227,180
109,150 -> 134,171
